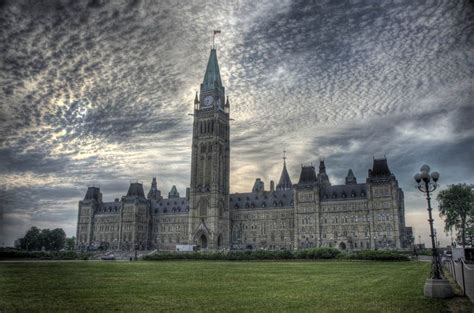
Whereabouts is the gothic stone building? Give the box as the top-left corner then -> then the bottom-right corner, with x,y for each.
76,48 -> 410,251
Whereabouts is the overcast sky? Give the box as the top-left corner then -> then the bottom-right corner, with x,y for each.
0,0 -> 473,247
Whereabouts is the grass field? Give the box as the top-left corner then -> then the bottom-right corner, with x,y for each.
0,260 -> 470,312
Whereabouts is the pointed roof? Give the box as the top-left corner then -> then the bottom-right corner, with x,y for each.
345,169 -> 357,185
194,92 -> 199,104
168,185 -> 180,198
202,48 -> 222,91
148,177 -> 161,200
319,160 -> 327,174
276,160 -> 293,190
317,160 -> 331,186
252,178 -> 265,193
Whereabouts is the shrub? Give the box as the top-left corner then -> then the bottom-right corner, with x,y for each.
0,250 -> 91,260
344,250 -> 409,261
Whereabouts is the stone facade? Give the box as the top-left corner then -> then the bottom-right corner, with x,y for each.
76,48 -> 410,251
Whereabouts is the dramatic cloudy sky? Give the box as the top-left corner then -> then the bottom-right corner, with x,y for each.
0,0 -> 473,246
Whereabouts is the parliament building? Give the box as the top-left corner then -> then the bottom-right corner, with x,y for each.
76,47 -> 411,251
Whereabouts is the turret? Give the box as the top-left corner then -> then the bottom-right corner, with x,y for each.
168,185 -> 180,198
252,178 -> 265,193
345,169 -> 357,185
317,160 -> 331,187
147,177 -> 162,200
276,151 -> 293,190
224,96 -> 230,114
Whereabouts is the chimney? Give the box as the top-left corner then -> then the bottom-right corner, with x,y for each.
186,187 -> 190,201
270,180 -> 275,192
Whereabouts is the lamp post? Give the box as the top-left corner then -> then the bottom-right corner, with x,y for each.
414,164 -> 452,298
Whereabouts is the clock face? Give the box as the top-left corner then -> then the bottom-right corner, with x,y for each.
203,95 -> 213,107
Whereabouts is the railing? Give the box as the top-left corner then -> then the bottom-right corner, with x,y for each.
444,256 -> 474,303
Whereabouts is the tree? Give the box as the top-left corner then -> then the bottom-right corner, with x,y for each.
18,227 -> 67,251
49,228 -> 66,250
65,237 -> 75,251
19,226 -> 41,251
437,184 -> 474,248
39,229 -> 52,250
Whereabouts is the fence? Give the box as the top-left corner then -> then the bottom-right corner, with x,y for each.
445,257 -> 474,303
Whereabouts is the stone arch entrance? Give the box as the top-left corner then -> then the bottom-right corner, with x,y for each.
339,242 -> 346,250
199,234 -> 208,249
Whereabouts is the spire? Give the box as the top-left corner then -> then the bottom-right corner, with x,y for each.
276,150 -> 293,190
148,177 -> 162,200
319,159 -> 326,174
317,159 -> 331,187
345,169 -> 357,185
194,92 -> 199,104
202,48 -> 222,92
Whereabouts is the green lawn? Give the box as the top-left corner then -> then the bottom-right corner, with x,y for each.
0,260 -> 469,312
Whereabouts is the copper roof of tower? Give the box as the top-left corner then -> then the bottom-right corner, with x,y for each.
202,48 -> 222,91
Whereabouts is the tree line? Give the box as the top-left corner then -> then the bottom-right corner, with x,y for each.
17,226 -> 75,251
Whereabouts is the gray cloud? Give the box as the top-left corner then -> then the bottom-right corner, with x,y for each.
0,0 -> 473,246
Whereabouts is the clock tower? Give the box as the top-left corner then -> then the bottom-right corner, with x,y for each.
188,47 -> 230,250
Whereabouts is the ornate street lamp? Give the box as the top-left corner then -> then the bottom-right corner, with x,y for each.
414,165 -> 452,298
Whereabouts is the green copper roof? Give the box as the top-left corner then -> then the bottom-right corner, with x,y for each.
202,48 -> 222,91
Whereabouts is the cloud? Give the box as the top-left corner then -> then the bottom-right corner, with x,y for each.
0,0 -> 472,245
